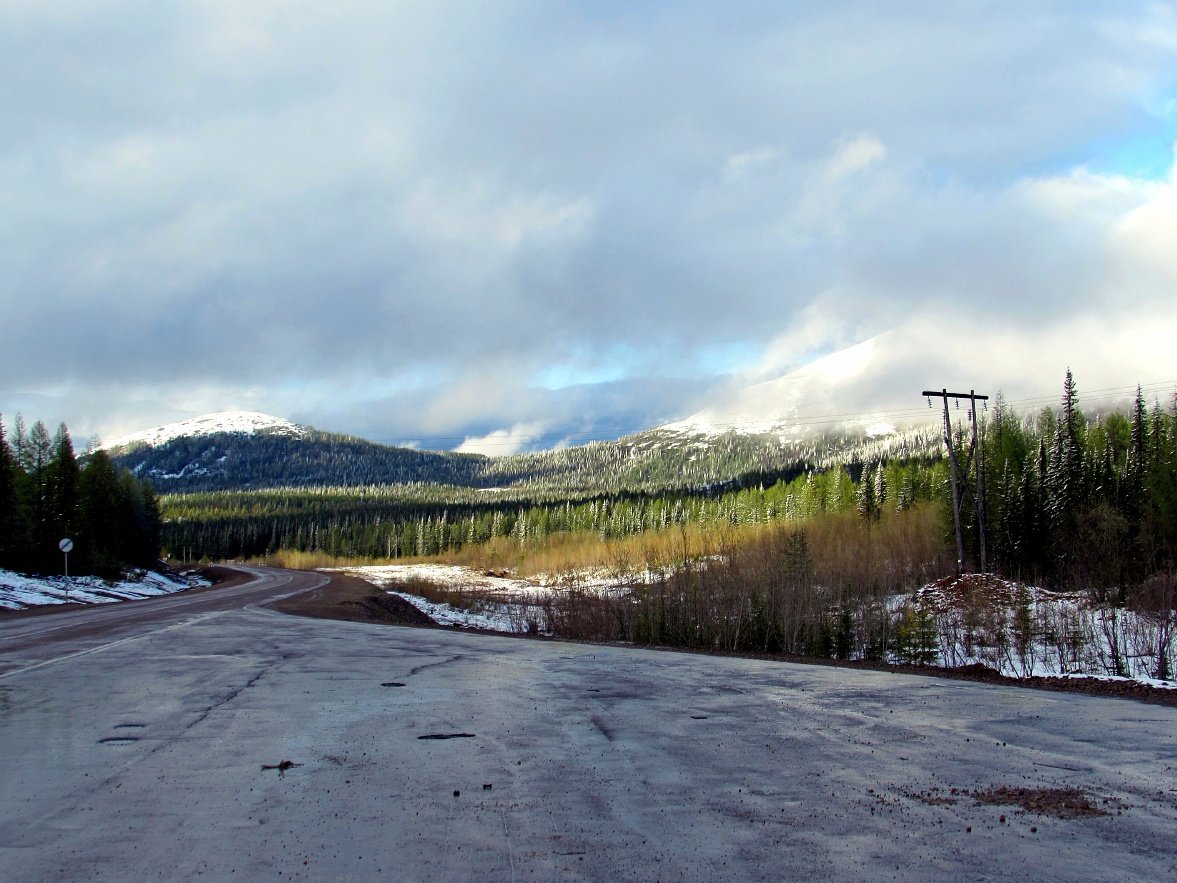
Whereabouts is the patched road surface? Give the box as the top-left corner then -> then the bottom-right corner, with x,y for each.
1,566 -> 1175,881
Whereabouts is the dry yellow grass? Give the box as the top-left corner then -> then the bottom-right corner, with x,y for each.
429,521 -> 725,578
254,549 -> 436,570
261,503 -> 951,598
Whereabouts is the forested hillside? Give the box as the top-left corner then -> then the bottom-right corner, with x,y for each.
111,417 -> 943,495
481,423 -> 942,492
160,459 -> 948,562
1,417 -> 162,576
508,373 -> 1177,676
157,420 -> 950,563
111,429 -> 487,491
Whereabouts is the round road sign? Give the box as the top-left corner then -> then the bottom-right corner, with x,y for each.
59,538 -> 74,553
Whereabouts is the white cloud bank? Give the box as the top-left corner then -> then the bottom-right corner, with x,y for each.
1,3 -> 1175,448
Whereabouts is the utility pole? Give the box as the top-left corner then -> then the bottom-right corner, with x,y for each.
922,389 -> 989,574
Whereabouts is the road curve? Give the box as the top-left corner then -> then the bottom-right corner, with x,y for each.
0,565 -> 326,680
1,566 -> 1176,881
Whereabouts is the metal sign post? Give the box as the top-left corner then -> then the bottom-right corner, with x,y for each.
59,538 -> 73,600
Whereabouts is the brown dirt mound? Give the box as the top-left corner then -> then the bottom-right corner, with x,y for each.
267,572 -> 436,627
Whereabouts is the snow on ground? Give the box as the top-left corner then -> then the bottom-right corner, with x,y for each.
336,564 -> 545,597
333,564 -> 639,635
0,568 -> 208,611
339,565 -> 1176,693
331,564 -> 556,634
387,593 -> 535,633
899,573 -> 1177,690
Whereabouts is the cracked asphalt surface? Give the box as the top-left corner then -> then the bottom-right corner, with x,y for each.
1,566 -> 1176,881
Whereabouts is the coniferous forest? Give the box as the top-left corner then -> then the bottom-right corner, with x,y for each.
0,416 -> 162,577
971,373 -> 1177,587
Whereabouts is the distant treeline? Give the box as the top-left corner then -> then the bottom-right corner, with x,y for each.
160,459 -> 945,562
0,416 -> 162,576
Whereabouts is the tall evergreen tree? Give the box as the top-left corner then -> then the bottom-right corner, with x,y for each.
1046,370 -> 1087,580
1121,386 -> 1151,558
856,464 -> 878,521
46,424 -> 80,568
12,414 -> 29,471
0,415 -> 27,570
77,449 -> 122,575
25,421 -> 55,571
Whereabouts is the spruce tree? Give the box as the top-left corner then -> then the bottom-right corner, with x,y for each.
0,416 -> 27,570
46,424 -> 79,568
856,464 -> 877,521
1045,370 -> 1087,581
12,414 -> 29,471
78,450 -> 121,575
1125,387 -> 1149,525
26,420 -> 54,571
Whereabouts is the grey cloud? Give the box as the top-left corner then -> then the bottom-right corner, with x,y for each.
296,374 -> 717,450
2,2 -> 1175,447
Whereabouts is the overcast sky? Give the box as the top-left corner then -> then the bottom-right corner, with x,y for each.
3,2 -> 1176,453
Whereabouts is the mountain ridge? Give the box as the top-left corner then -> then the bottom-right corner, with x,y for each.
105,407 -> 940,496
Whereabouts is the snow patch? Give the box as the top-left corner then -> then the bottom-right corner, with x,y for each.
104,411 -> 306,450
0,568 -> 209,610
331,564 -> 635,634
897,574 -> 1177,690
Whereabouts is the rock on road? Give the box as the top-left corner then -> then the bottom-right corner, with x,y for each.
1,565 -> 1175,881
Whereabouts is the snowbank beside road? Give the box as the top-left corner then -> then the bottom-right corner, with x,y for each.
0,568 -> 208,611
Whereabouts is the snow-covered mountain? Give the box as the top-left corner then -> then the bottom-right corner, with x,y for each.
97,349 -> 946,493
658,335 -> 907,439
104,411 -> 487,492
104,411 -> 307,451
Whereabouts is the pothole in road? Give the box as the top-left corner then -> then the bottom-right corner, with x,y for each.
380,682 -> 406,688
417,733 -> 476,740
114,723 -> 146,729
98,736 -> 140,745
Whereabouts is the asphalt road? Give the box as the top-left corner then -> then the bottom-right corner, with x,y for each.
1,566 -> 1175,881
